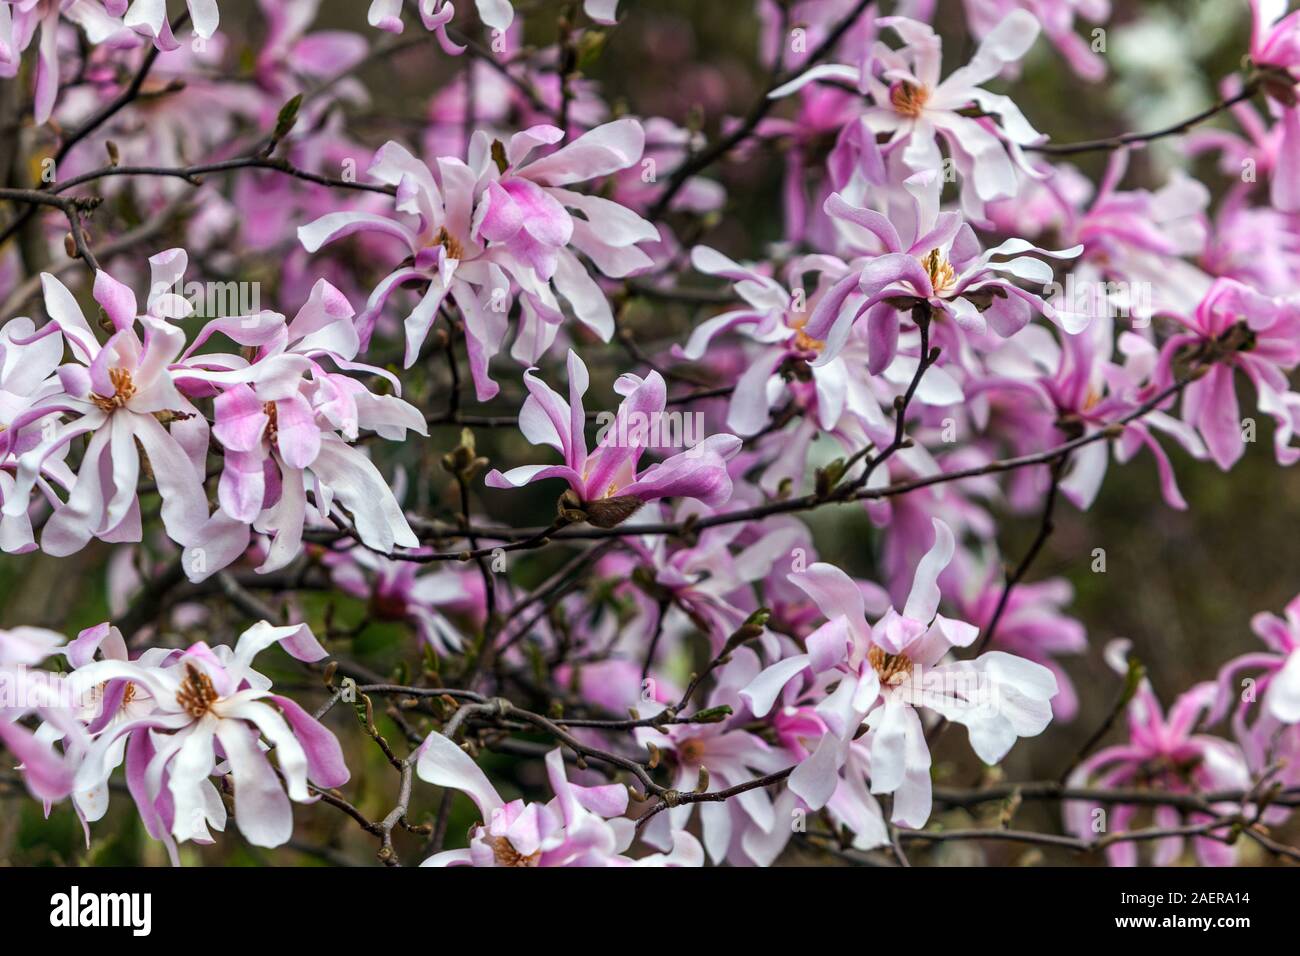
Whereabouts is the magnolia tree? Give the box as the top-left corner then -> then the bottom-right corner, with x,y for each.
0,0 -> 1299,869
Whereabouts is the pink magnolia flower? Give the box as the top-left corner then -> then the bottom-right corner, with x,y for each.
254,0 -> 368,103
1250,0 -> 1300,206
119,0 -> 220,48
367,0 -> 511,44
741,518 -> 1056,826
1210,593 -> 1300,793
807,176 -> 1081,371
1065,644 -> 1251,866
470,121 -> 657,342
416,731 -> 701,866
325,547 -> 484,655
485,350 -> 742,527
0,625 -> 78,801
0,314 -> 70,553
681,247 -> 858,435
1158,277 -> 1300,470
173,279 -> 426,575
299,121 -> 656,399
977,316 -> 1206,511
771,12 -> 1047,216
635,648 -> 792,865
944,549 -> 1086,720
69,621 -> 349,851
0,1 -> 135,124
686,241 -> 967,412
961,0 -> 1110,82
34,623 -> 169,842
678,246 -> 954,497
366,0 -> 618,38
3,265 -> 214,556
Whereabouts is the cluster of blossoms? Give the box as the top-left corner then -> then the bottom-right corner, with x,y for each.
0,254 -> 426,577
1,0 -> 1300,870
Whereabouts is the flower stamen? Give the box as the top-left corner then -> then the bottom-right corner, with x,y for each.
889,81 -> 930,118
920,248 -> 956,297
90,368 -> 137,413
434,225 -> 465,261
488,834 -> 542,867
789,316 -> 825,353
176,664 -> 219,718
263,401 -> 279,444
868,645 -> 914,686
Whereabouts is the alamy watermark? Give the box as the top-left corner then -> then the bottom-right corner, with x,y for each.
150,279 -> 262,321
1043,275 -> 1153,328
594,410 -> 706,449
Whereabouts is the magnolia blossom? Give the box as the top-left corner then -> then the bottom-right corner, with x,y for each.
174,278 -> 426,575
635,648 -> 792,865
808,175 -> 1082,370
677,246 -> 940,497
34,623 -> 167,841
69,621 -> 349,851
366,0 -> 618,38
0,626 -> 77,801
772,12 -> 1047,217
681,245 -> 860,437
742,519 -> 1057,826
485,350 -> 741,527
3,265 -> 213,556
1065,643 -> 1251,866
1211,592 -> 1300,793
1250,0 -> 1300,211
977,316 -> 1207,511
2,0 -> 1299,874
0,315 -> 69,553
0,0 -> 135,124
1159,277 -> 1300,470
962,0 -> 1111,81
299,121 -> 656,399
416,731 -> 701,866
325,548 -> 483,654
119,0 -> 221,47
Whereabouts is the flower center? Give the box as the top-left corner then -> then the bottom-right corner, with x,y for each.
176,664 -> 219,718
1217,320 -> 1256,354
123,682 -> 137,705
678,737 -> 706,765
489,834 -> 541,867
369,589 -> 409,622
263,401 -> 278,443
90,367 -> 137,413
889,81 -> 930,118
920,248 -> 956,297
434,225 -> 464,260
868,645 -> 914,686
789,316 -> 824,354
